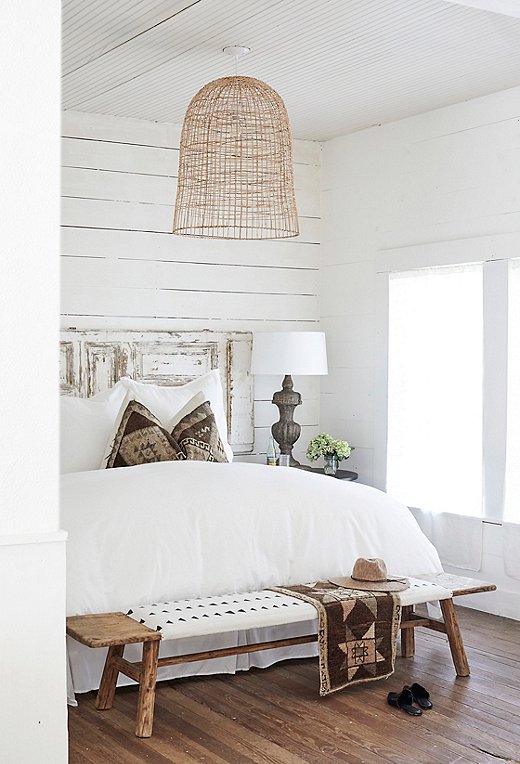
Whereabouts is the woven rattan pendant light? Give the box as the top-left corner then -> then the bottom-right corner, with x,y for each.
173,46 -> 299,240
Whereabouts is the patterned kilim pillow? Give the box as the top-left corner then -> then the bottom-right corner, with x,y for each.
171,400 -> 228,463
106,400 -> 183,468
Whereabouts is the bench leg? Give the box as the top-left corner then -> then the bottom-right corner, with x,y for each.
96,644 -> 124,711
136,639 -> 160,738
440,599 -> 470,677
401,606 -> 415,658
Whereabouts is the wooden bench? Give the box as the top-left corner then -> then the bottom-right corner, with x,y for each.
66,572 -> 496,737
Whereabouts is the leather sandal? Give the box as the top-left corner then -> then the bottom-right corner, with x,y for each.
407,682 -> 432,710
387,688 -> 422,716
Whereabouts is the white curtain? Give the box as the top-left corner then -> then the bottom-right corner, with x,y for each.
387,265 -> 483,570
504,259 -> 520,579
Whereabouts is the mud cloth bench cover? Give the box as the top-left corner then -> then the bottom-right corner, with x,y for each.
66,573 -> 496,737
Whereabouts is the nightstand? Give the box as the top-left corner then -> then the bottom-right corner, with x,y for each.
296,466 -> 358,481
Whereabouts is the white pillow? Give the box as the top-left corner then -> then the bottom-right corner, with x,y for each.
90,379 -> 128,404
166,391 -> 206,430
60,386 -> 126,474
119,370 -> 233,461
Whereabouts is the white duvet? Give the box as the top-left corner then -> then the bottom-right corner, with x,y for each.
62,461 -> 442,616
62,461 -> 443,700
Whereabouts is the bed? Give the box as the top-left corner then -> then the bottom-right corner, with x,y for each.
60,329 -> 443,704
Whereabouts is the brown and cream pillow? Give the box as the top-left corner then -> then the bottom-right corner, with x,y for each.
170,397 -> 228,463
105,400 -> 183,468
105,393 -> 228,468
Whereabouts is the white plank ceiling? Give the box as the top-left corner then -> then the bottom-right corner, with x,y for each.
62,0 -> 520,140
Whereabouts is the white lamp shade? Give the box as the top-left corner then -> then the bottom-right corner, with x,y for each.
251,332 -> 328,376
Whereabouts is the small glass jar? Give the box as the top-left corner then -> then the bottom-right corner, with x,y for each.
278,454 -> 290,467
323,454 -> 338,476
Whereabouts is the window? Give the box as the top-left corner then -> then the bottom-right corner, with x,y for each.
387,265 -> 483,517
382,252 -> 520,526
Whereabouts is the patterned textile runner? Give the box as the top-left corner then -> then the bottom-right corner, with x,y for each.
271,581 -> 402,696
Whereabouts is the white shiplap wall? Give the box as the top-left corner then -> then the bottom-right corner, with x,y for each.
320,85 -> 520,617
321,85 -> 520,485
61,110 -> 321,462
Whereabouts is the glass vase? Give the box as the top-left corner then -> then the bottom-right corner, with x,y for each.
323,454 -> 339,476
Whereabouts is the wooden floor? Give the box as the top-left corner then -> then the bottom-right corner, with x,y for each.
69,606 -> 520,764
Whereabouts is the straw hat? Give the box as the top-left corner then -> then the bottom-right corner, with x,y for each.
329,558 -> 409,593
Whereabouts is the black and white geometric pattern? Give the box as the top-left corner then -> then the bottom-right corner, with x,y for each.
126,590 -> 318,639
126,579 -> 452,641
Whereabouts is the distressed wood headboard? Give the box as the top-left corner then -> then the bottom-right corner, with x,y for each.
59,329 -> 254,455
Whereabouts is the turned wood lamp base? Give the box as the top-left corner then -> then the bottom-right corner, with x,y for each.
271,374 -> 303,466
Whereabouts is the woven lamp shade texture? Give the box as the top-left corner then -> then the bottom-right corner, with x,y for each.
173,76 -> 299,240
